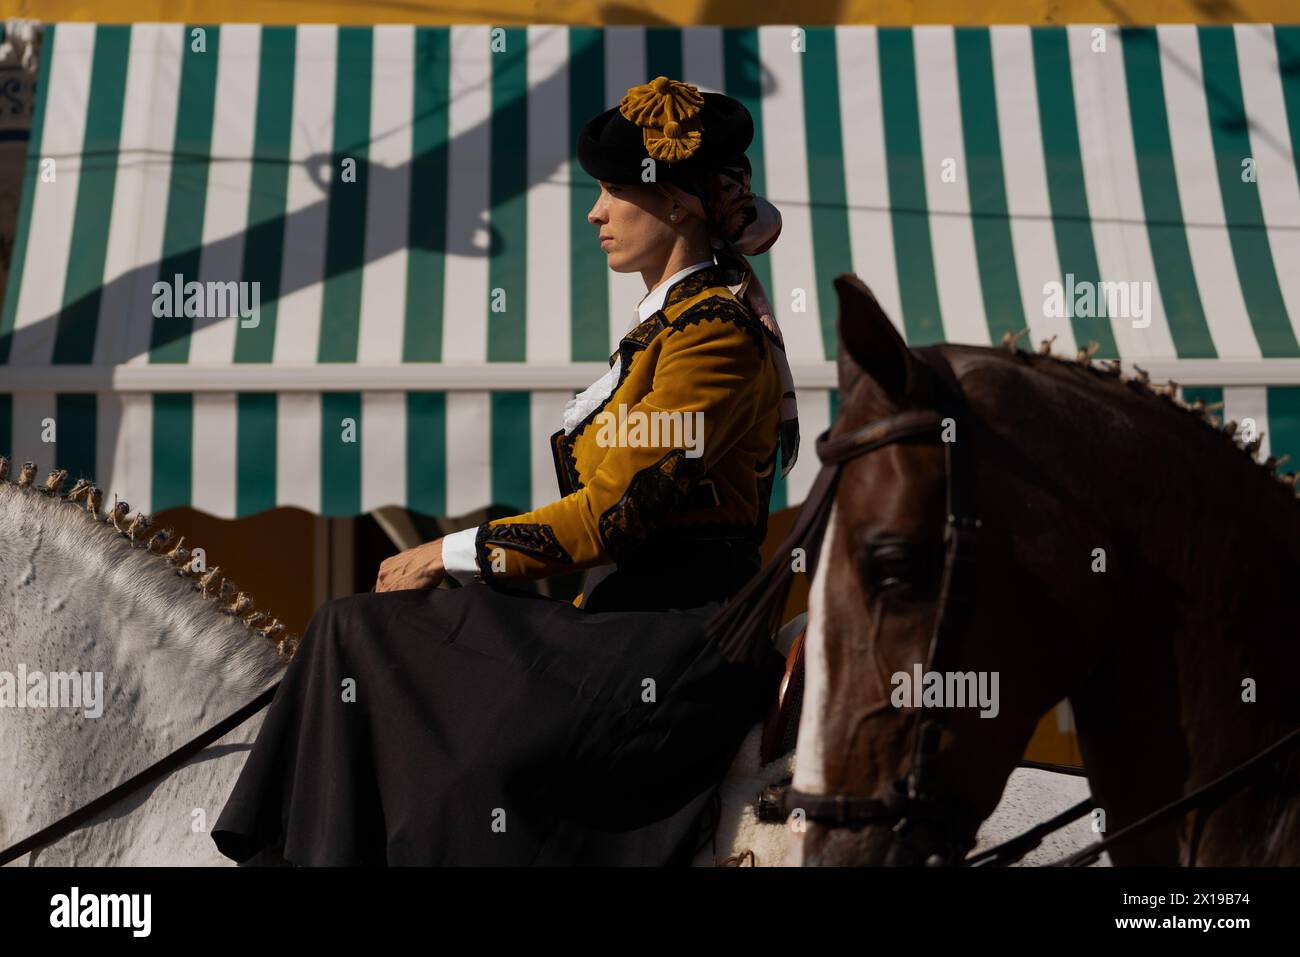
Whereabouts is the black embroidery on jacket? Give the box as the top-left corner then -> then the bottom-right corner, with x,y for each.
473,522 -> 494,583
597,449 -> 707,561
663,264 -> 732,308
552,272 -> 767,499
550,428 -> 578,497
476,521 -> 573,583
553,312 -> 667,493
621,313 -> 667,351
666,294 -> 768,359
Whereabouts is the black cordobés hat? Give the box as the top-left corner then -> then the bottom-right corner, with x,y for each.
577,76 -> 754,188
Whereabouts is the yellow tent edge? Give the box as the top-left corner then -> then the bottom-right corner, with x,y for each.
11,0 -> 1300,26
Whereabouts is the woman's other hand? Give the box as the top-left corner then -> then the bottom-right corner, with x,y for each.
376,538 -> 446,592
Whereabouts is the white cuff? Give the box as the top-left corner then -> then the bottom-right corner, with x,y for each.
441,526 -> 481,585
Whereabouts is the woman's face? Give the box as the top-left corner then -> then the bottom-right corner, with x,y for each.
587,180 -> 678,273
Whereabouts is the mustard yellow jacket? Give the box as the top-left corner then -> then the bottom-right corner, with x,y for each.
469,263 -> 782,584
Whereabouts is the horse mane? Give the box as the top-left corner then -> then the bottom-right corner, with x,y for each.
966,332 -> 1299,507
0,454 -> 299,668
706,327 -> 1299,666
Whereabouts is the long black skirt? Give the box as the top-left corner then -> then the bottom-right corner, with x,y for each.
211,571 -> 784,866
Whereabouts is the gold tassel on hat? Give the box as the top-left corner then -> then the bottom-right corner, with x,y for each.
619,75 -> 705,164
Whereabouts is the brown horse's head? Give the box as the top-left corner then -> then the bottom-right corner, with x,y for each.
792,276 -> 1094,866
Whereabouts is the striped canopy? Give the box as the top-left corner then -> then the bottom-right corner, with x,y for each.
2,22 -> 1300,519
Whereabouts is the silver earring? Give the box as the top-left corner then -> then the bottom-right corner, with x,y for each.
670,212 -> 678,222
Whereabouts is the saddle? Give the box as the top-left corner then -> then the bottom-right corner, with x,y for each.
760,613 -> 808,766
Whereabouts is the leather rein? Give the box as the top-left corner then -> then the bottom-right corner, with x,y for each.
775,345 -> 1300,867
0,683 -> 279,866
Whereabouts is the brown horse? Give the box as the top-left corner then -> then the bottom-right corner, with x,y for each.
788,274 -> 1300,866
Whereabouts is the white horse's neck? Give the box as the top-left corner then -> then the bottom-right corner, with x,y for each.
0,475 -> 288,864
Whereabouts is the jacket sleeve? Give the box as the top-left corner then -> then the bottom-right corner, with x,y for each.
472,308 -> 767,583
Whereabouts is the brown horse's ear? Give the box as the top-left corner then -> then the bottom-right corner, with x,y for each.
834,273 -> 912,400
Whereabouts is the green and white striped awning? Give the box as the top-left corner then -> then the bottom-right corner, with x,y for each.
3,23 -> 1300,518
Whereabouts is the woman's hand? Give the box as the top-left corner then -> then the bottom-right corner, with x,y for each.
375,538 -> 446,592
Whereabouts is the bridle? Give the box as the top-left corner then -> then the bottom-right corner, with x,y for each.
776,345 -> 987,866
753,345 -> 1300,867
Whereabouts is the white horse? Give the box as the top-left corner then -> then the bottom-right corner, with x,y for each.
0,460 -> 1099,866
0,463 -> 286,865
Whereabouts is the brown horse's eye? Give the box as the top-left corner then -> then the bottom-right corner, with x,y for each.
860,541 -> 918,592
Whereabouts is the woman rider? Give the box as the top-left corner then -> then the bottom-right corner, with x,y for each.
212,76 -> 801,866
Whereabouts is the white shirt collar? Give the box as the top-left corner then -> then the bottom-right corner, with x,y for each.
634,258 -> 715,323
